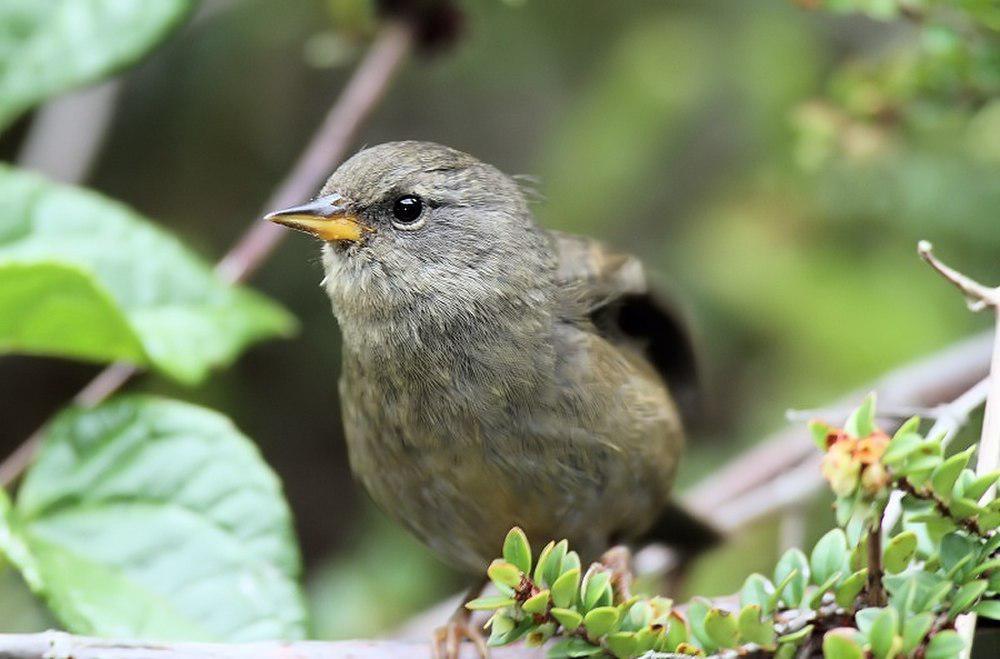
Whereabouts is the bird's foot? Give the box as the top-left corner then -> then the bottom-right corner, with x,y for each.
432,615 -> 489,659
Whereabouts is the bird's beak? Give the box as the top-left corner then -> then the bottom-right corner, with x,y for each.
264,193 -> 370,242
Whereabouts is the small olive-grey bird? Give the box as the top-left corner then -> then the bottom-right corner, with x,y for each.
266,141 -> 714,656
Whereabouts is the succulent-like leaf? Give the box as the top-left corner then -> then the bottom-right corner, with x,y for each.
488,560 -> 522,589
835,569 -> 868,608
534,541 -> 557,586
773,548 -> 809,607
845,393 -> 876,438
581,569 -> 612,612
883,531 -> 918,574
973,599 -> 1000,620
552,567 -> 581,609
704,608 -> 739,649
868,608 -> 900,659
924,631 -> 964,659
883,432 -> 923,466
583,606 -> 619,639
947,579 -> 987,620
551,607 -> 583,631
561,549 -> 581,575
662,611 -> 688,651
737,604 -> 775,648
930,447 -> 975,502
963,470 -> 1000,501
776,623 -> 813,645
822,631 -> 864,659
546,637 -> 603,657
466,596 -> 516,611
502,527 -> 532,575
739,573 -> 773,613
900,612 -> 933,655
686,597 -> 716,653
605,631 -> 637,658
811,529 -> 849,586
523,590 -> 550,615
810,420 -> 831,450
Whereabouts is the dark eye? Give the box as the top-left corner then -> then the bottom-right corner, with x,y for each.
391,195 -> 424,226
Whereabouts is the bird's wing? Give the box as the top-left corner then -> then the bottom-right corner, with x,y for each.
550,231 -> 701,425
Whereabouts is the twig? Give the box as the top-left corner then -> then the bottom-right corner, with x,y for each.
865,522 -> 887,607
0,20 -> 414,489
683,331 -> 993,520
917,241 -> 1000,659
881,376 -> 990,533
16,80 -> 121,182
0,631 -> 534,659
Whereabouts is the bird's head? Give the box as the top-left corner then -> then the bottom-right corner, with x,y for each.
265,141 -> 554,323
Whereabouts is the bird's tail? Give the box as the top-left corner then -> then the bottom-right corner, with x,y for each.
639,501 -> 723,557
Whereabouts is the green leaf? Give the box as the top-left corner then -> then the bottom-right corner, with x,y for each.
503,527 -> 532,575
808,572 -> 843,609
0,166 -> 295,384
892,416 -> 921,442
845,393 -> 876,438
868,608 -> 899,659
552,567 -> 581,609
687,597 -> 716,653
550,607 -> 583,631
835,569 -> 867,608
662,611 -> 688,651
901,612 -> 933,655
774,548 -> 809,607
489,615 -> 532,647
925,631 -> 964,659
561,550 -> 581,575
855,608 -> 880,637
737,604 -> 775,648
811,529 -> 849,586
467,596 -> 516,611
546,637 -> 603,657
883,531 -> 918,574
947,580 -> 988,620
583,606 -> 619,638
973,599 -> 1000,620
488,560 -> 522,589
523,590 -> 550,615
0,1 -> 194,131
940,533 -> 977,576
1,396 -> 305,641
581,569 -> 612,611
931,447 -> 975,502
739,573 -> 773,613
534,541 -> 557,587
605,631 -> 637,658
963,470 -> 1000,501
810,420 -> 830,450
823,631 -> 864,659
777,623 -> 813,645
703,608 -> 739,649
948,497 -> 982,519
883,432 -> 923,466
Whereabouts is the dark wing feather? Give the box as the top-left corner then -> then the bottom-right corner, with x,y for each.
551,231 -> 702,427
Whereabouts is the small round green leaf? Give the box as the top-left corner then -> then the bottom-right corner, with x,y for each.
704,608 -> 739,649
583,606 -> 619,639
550,607 -> 583,631
823,630 -> 864,659
883,531 -> 918,574
925,631 -> 964,659
551,567 -> 581,609
522,589 -> 550,615
502,527 -> 532,575
487,560 -> 522,589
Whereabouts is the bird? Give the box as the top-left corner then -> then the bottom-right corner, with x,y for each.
265,141 -> 715,657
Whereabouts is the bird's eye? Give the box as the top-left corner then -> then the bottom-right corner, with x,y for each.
391,195 -> 424,229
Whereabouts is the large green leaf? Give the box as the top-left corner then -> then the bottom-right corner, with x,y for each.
0,396 -> 307,641
0,165 -> 295,383
0,0 -> 194,131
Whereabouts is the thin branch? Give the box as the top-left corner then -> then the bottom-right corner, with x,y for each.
0,20 -> 414,489
0,631 -> 534,659
16,80 -> 121,182
918,241 -> 1000,311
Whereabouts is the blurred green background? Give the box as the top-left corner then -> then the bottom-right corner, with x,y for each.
1,0 -> 997,639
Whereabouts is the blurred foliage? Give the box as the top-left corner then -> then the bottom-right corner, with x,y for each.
0,0 -> 997,649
